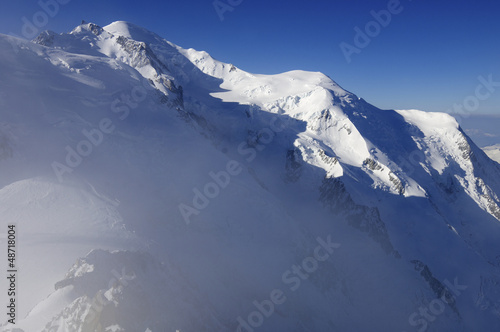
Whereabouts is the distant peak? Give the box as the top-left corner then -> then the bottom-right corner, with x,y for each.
103,21 -> 160,43
103,21 -> 137,36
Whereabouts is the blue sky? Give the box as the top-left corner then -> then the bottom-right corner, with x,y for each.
1,0 -> 499,114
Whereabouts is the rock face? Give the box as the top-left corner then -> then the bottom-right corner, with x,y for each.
319,177 -> 398,256
0,21 -> 500,331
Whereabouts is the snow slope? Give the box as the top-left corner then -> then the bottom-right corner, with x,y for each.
483,144 -> 500,164
0,21 -> 500,331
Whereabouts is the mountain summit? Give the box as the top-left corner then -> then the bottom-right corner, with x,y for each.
1,21 -> 500,331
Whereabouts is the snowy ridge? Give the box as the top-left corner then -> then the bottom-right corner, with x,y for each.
0,21 -> 500,331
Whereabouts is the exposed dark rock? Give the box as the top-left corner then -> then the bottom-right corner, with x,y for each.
320,177 -> 399,256
285,148 -> 302,183
411,259 -> 461,316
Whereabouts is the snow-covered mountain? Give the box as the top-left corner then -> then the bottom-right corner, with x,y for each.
1,21 -> 500,331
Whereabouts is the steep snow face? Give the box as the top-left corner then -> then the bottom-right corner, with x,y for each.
396,109 -> 500,222
1,21 -> 500,331
395,109 -> 460,175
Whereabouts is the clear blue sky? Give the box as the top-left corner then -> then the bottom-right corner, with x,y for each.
1,0 -> 499,114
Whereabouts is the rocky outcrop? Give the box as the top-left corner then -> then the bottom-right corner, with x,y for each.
320,177 -> 399,256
